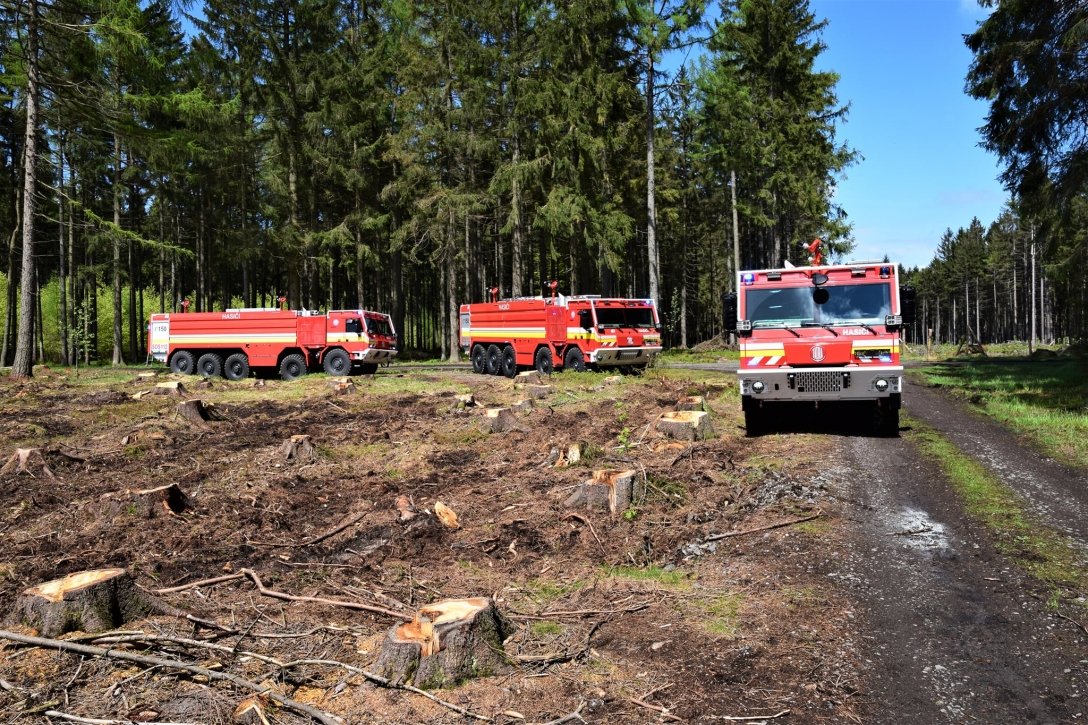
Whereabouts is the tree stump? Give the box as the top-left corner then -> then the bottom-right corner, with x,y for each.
280,435 -> 316,462
175,399 -> 223,428
133,372 -> 158,384
150,381 -> 187,396
484,408 -> 518,433
511,398 -> 534,413
0,448 -> 55,479
102,483 -> 192,518
233,696 -> 271,725
329,377 -> 355,395
456,393 -> 478,409
516,384 -> 553,399
676,395 -> 706,411
564,469 -> 639,517
396,495 -> 418,523
15,569 -> 173,637
602,375 -> 623,385
372,598 -> 512,689
514,371 -> 545,385
657,411 -> 713,441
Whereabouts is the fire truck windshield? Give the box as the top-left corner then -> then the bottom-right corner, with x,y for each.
594,307 -> 656,328
746,283 -> 891,327
365,316 -> 395,337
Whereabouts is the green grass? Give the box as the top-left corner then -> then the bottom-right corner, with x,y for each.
529,621 -> 565,637
914,359 -> 1088,469
660,348 -> 740,364
693,593 -> 743,637
601,564 -> 691,588
908,415 -> 1087,604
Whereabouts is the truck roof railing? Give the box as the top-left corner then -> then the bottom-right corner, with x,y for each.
225,307 -> 285,313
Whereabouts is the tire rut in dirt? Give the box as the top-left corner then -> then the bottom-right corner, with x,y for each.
830,431 -> 1088,723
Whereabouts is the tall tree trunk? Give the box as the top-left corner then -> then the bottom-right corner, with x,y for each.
511,137 -> 524,298
58,141 -> 68,365
11,0 -> 40,378
111,132 -> 124,365
645,54 -> 659,302
4,167 -> 22,367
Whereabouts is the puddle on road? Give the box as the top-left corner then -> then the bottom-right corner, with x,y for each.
888,507 -> 952,553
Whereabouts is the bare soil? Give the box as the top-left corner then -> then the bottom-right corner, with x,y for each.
1,364 -> 1085,724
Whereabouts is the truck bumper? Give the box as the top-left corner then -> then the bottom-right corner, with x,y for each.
737,366 -> 902,401
589,346 -> 662,367
355,348 -> 398,363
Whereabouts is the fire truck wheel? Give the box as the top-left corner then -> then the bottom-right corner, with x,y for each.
485,345 -> 502,375
323,349 -> 351,376
471,345 -> 487,374
169,350 -> 195,375
279,353 -> 307,381
196,353 -> 223,378
874,404 -> 900,437
501,345 -> 518,378
534,347 -> 554,375
744,407 -> 766,437
224,353 -> 250,381
564,347 -> 586,373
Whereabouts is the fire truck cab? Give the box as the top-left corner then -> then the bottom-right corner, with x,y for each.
724,261 -> 915,436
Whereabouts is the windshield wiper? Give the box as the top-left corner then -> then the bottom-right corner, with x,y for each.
801,322 -> 838,336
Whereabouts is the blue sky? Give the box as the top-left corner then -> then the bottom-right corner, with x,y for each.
808,0 -> 1008,269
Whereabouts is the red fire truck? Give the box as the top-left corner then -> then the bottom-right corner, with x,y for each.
148,305 -> 398,380
724,258 -> 915,436
459,284 -> 663,377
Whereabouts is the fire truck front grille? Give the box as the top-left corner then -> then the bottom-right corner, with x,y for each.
794,371 -> 842,393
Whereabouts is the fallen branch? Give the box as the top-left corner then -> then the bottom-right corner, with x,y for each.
0,629 -> 341,725
284,658 -> 492,722
717,710 -> 791,722
562,513 -> 604,552
1058,611 -> 1088,638
535,700 -> 586,725
44,711 -> 199,725
89,632 -> 287,668
626,694 -> 681,722
512,602 -> 650,620
154,569 -> 411,621
703,511 -> 823,543
299,509 -> 370,547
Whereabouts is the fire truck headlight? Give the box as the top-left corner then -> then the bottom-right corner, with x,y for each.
874,378 -> 889,392
751,380 -> 766,394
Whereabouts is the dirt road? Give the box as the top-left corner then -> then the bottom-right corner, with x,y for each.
828,377 -> 1088,723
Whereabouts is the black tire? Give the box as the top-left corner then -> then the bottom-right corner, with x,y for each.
486,344 -> 502,375
471,344 -> 487,374
874,403 -> 900,437
223,353 -> 250,381
323,348 -> 351,376
358,362 -> 378,375
169,350 -> 195,375
564,347 -> 586,372
534,347 -> 554,375
196,353 -> 223,378
279,353 -> 307,381
501,345 -> 518,378
744,406 -> 766,437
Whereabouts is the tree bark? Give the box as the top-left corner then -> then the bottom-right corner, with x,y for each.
11,0 -> 40,378
15,568 -> 173,637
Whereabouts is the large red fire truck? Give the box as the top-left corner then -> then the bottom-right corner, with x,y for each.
459,283 -> 663,377
148,305 -> 398,380
724,255 -> 915,436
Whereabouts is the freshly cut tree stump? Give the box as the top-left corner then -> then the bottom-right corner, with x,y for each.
456,393 -> 478,408
514,370 -> 545,385
329,377 -> 355,395
564,469 -> 638,517
396,495 -> 418,523
280,435 -> 316,462
657,411 -> 713,441
602,375 -> 623,385
516,384 -> 553,399
103,483 -> 192,518
484,408 -> 518,433
372,597 -> 511,689
15,568 -> 172,637
511,398 -> 534,413
676,395 -> 706,411
175,399 -> 223,428
150,381 -> 187,396
0,448 -> 55,479
233,696 -> 271,725
133,372 -> 158,383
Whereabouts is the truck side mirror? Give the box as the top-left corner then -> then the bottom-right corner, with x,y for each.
578,310 -> 592,330
722,293 -> 738,333
900,286 -> 917,325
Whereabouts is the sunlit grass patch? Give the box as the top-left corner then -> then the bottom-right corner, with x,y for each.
601,564 -> 691,589
690,592 -> 743,638
908,414 -> 1087,603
